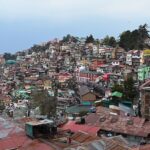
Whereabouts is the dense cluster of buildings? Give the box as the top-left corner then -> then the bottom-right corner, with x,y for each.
0,38 -> 150,150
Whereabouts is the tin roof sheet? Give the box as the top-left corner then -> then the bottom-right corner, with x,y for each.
61,121 -> 100,135
85,107 -> 150,137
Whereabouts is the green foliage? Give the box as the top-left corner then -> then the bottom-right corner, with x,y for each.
102,36 -> 117,47
3,53 -> 16,61
31,89 -> 57,118
123,77 -> 137,101
28,42 -> 51,54
111,84 -> 124,93
62,34 -> 78,43
119,24 -> 149,50
94,39 -> 100,45
85,34 -> 95,43
62,34 -> 71,42
111,77 -> 137,102
119,31 -> 131,50
66,77 -> 77,90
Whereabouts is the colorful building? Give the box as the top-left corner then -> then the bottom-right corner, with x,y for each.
138,65 -> 150,81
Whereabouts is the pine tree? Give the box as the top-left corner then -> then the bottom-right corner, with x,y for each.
123,77 -> 137,102
85,34 -> 95,43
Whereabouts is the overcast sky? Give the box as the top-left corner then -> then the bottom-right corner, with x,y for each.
0,0 -> 150,53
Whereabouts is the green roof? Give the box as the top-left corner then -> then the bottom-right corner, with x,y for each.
81,101 -> 92,106
6,60 -> 16,65
15,90 -> 30,99
112,91 -> 123,98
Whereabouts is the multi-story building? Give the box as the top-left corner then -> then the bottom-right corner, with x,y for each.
143,49 -> 150,65
75,69 -> 102,82
138,65 -> 150,81
126,50 -> 141,68
0,55 -> 5,65
140,80 -> 150,120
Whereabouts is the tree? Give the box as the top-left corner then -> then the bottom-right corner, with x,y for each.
94,39 -> 100,45
102,36 -> 117,47
85,34 -> 95,43
130,29 -> 139,49
3,53 -> 16,61
111,77 -> 137,102
109,37 -> 117,47
66,77 -> 77,90
119,31 -> 132,50
111,83 -> 124,93
119,24 -> 149,50
29,42 -> 51,54
62,34 -> 78,43
138,24 -> 149,49
123,77 -> 137,102
32,89 -> 57,118
72,36 -> 78,43
62,34 -> 71,43
102,36 -> 109,45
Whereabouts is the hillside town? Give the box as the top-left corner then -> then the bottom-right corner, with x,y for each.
0,33 -> 150,150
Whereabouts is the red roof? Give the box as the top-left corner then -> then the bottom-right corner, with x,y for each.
0,132 -> 54,150
0,117 -> 54,150
61,121 -> 100,135
102,73 -> 111,81
132,144 -> 150,150
85,107 -> 150,137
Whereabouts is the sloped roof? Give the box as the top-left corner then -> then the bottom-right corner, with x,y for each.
71,131 -> 99,143
84,107 -> 150,138
0,117 -> 54,150
140,79 -> 150,90
65,136 -> 131,150
61,121 -> 100,136
0,132 -> 54,150
79,85 -> 90,96
132,144 -> 150,150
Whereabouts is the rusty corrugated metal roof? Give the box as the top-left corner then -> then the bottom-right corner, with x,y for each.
0,117 -> 55,150
61,121 -> 100,135
0,132 -> 54,150
85,107 -> 150,137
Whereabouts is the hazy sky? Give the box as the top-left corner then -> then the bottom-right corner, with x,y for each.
0,0 -> 150,53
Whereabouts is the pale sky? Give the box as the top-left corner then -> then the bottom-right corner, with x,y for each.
0,0 -> 150,53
